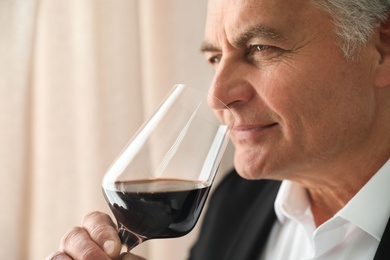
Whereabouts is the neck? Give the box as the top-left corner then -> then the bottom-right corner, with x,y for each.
305,150 -> 389,226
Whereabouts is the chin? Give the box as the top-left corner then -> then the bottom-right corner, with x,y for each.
233,149 -> 286,181
234,153 -> 267,180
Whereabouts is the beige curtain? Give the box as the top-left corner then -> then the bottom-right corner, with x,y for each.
0,0 -> 234,259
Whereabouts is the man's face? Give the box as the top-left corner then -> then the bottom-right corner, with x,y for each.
203,0 -> 379,181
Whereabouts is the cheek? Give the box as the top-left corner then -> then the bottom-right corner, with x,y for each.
233,50 -> 377,178
271,61 -> 375,159
259,68 -> 323,140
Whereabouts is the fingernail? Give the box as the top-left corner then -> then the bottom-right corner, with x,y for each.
103,240 -> 115,255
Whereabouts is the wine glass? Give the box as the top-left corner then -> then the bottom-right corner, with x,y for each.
102,84 -> 235,252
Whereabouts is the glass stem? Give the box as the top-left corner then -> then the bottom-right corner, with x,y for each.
118,225 -> 145,252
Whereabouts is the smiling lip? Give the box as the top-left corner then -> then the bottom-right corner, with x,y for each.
232,123 -> 278,142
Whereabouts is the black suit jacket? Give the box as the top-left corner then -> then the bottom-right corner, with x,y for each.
189,169 -> 390,260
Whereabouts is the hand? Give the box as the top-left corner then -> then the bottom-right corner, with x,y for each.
46,211 -> 146,260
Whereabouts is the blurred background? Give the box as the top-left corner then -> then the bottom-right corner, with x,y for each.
0,0 -> 234,259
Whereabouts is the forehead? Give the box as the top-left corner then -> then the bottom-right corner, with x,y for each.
204,0 -> 323,46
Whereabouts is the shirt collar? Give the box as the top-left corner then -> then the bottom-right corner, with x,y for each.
274,180 -> 311,224
274,159 -> 390,241
336,159 -> 390,240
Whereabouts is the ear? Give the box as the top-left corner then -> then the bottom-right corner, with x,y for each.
375,12 -> 390,88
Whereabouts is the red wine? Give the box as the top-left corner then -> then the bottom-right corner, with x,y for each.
102,179 -> 211,248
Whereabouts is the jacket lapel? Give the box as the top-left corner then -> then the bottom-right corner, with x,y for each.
225,181 -> 280,260
188,171 -> 281,260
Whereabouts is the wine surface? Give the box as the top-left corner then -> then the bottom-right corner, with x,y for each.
103,179 -> 211,247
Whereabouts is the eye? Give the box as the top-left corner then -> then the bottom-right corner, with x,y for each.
245,44 -> 284,63
248,44 -> 270,55
206,54 -> 222,66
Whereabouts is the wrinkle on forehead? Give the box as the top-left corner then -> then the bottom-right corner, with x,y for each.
204,0 -> 320,48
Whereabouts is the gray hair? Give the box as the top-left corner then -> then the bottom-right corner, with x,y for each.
313,0 -> 390,58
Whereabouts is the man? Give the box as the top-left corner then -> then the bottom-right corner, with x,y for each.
47,0 -> 390,259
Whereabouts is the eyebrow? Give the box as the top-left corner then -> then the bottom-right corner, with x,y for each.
200,42 -> 221,53
200,24 -> 286,53
234,24 -> 285,47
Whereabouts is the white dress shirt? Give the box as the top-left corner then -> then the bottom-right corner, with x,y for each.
259,159 -> 390,260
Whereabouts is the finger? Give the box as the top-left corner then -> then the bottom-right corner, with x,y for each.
45,251 -> 73,260
60,226 -> 111,260
119,252 -> 146,260
81,211 -> 122,258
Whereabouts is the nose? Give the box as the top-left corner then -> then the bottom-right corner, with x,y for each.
207,58 -> 254,110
